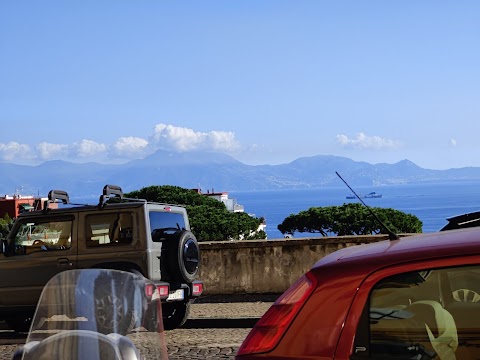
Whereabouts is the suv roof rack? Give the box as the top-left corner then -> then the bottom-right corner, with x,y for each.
43,190 -> 70,212
98,184 -> 150,207
98,185 -> 123,207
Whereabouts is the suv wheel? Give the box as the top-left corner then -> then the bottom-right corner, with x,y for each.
168,230 -> 200,283
93,275 -> 135,335
162,301 -> 190,330
94,291 -> 135,334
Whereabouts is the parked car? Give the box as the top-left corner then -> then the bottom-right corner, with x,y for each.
440,211 -> 480,231
0,185 -> 202,332
236,227 -> 480,359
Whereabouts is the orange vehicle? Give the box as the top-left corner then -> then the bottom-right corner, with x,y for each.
237,227 -> 480,359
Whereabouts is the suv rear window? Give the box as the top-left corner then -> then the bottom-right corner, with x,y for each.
85,212 -> 133,247
149,211 -> 186,242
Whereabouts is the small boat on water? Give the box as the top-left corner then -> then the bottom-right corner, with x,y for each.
364,192 -> 382,198
346,192 -> 382,199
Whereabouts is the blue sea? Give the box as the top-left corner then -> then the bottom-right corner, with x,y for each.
230,182 -> 480,240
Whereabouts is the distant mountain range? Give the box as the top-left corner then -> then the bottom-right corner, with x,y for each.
2,150 -> 480,199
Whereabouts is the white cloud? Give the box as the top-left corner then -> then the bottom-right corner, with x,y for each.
34,140 -> 108,161
150,123 -> 240,152
336,132 -> 400,150
112,137 -> 149,157
73,140 -> 108,158
204,130 -> 239,151
36,142 -> 69,160
451,138 -> 457,147
151,124 -> 203,151
1,124 -> 242,164
0,142 -> 33,162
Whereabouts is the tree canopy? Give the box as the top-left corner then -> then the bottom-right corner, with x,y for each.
0,213 -> 12,241
125,185 -> 266,242
277,203 -> 422,237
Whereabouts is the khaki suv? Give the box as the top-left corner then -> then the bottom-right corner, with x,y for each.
0,185 -> 203,332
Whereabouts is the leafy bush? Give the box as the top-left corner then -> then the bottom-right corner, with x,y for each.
278,203 -> 422,237
125,185 -> 266,241
0,213 -> 13,240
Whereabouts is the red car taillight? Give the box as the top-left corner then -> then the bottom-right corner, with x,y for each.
236,271 -> 317,356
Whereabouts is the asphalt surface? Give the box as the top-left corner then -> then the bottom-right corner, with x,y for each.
0,300 -> 274,359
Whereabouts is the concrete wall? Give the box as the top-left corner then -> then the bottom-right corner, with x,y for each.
198,235 -> 407,295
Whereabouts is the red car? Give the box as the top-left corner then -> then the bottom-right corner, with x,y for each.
237,227 -> 480,359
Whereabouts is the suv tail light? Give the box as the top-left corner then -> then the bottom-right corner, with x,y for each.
145,284 -> 155,298
192,282 -> 203,296
236,271 -> 317,356
157,284 -> 170,299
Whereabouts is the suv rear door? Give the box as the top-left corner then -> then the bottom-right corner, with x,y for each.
75,209 -> 146,273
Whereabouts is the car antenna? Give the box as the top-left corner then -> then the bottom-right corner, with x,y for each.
335,171 -> 399,240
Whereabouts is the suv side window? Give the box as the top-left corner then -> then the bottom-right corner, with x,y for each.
13,219 -> 72,254
357,264 -> 480,359
149,211 -> 186,242
85,212 -> 133,247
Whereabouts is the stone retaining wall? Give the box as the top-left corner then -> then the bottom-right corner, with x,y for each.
198,234 -> 410,295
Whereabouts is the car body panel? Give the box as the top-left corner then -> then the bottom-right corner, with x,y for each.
0,214 -> 78,312
237,227 -> 480,359
336,254 -> 480,359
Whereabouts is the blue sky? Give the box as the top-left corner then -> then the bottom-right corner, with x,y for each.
1,1 -> 479,170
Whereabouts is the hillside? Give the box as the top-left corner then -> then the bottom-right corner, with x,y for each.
1,151 -> 480,197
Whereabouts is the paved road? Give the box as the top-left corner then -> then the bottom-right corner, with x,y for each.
168,302 -> 272,359
0,301 -> 273,359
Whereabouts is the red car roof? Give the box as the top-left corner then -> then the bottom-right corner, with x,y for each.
313,227 -> 480,271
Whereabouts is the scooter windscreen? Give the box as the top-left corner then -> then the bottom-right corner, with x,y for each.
14,269 -> 168,360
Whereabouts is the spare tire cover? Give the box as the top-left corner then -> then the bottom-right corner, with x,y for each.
167,230 -> 200,283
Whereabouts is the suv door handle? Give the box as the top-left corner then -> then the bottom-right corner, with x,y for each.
57,258 -> 73,267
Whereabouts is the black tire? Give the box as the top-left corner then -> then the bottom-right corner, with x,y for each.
167,230 -> 200,283
162,301 -> 190,330
93,274 -> 135,335
94,290 -> 135,335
